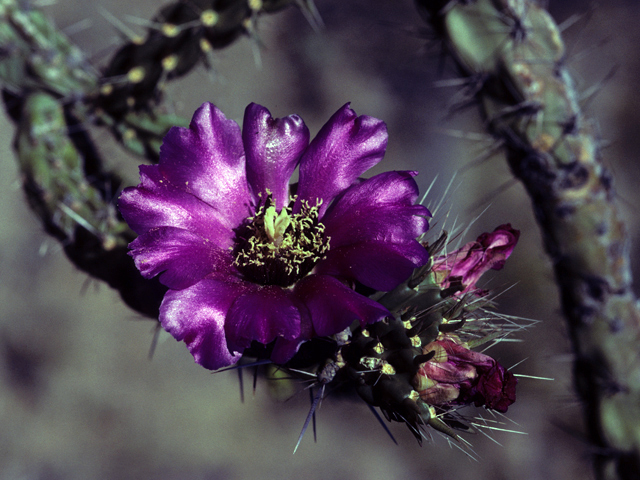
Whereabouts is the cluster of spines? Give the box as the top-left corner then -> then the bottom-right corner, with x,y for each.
278,227 -> 524,447
311,260 -> 484,443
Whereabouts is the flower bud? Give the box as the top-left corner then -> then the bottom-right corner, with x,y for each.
432,224 -> 520,296
413,336 -> 517,412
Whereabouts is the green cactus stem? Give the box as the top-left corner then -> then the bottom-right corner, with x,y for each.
12,90 -> 167,317
415,1 -> 640,478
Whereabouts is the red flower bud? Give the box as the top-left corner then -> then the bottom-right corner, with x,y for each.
413,336 -> 517,413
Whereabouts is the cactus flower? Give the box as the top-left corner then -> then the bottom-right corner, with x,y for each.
414,336 -> 517,413
119,102 -> 430,370
432,224 -> 519,295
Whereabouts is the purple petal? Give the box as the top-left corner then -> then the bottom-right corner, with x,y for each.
293,275 -> 388,336
474,364 -> 517,412
322,171 -> 430,248
128,226 -> 236,290
295,103 -> 388,216
242,103 -> 309,209
160,279 -> 250,370
458,360 -> 517,413
314,241 -> 429,291
225,285 -> 302,350
157,102 -> 252,227
119,165 -> 233,248
270,304 -> 313,364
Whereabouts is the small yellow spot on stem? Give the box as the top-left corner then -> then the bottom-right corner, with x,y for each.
248,0 -> 263,11
360,356 -> 381,370
127,67 -> 145,84
162,55 -> 179,72
162,23 -> 179,37
381,361 -> 396,375
201,9 -> 218,26
200,38 -> 212,52
100,84 -> 113,96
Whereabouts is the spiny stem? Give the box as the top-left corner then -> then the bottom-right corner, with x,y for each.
415,1 -> 640,478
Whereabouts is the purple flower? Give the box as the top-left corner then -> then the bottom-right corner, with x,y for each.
432,224 -> 520,295
118,102 -> 430,370
413,337 -> 517,413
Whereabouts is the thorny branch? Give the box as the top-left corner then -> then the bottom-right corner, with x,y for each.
415,1 -> 640,479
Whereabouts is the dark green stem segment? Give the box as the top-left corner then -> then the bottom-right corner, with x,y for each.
90,0 -> 300,160
415,1 -> 640,478
12,91 -> 167,318
93,0 -> 297,118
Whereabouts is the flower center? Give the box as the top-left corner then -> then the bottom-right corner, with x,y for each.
233,197 -> 330,287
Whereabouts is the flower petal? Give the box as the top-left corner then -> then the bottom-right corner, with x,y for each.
157,102 -> 252,227
129,226 -> 236,290
119,165 -> 233,249
314,241 -> 429,291
242,103 -> 309,209
270,312 -> 313,365
419,384 -> 461,405
160,279 -> 250,370
418,361 -> 477,384
295,103 -> 388,216
294,275 -> 389,336
322,171 -> 430,247
225,285 -> 301,350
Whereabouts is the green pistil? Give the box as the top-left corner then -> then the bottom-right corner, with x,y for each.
233,198 -> 330,287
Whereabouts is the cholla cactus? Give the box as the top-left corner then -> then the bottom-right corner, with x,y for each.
0,0 -> 527,442
13,0 -> 626,468
118,100 -> 524,447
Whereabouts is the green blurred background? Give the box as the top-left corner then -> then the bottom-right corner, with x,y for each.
1,1 -> 639,478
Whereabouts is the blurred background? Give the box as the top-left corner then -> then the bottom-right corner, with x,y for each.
1,0 -> 639,478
